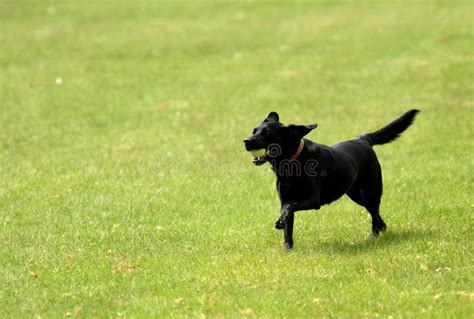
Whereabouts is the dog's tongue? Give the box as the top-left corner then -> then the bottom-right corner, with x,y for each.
249,149 -> 266,158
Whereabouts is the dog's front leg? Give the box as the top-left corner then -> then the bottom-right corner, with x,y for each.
276,197 -> 321,227
275,201 -> 297,230
275,198 -> 320,249
283,211 -> 294,249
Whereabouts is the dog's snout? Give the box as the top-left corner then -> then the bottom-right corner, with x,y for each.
244,138 -> 256,148
243,138 -> 254,150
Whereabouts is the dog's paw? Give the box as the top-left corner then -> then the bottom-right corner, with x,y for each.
369,224 -> 387,239
284,242 -> 293,250
275,219 -> 285,230
368,228 -> 387,240
368,232 -> 378,240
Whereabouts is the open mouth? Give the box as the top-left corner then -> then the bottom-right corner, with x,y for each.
249,149 -> 267,166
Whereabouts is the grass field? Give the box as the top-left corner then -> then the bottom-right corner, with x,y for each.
1,1 -> 473,318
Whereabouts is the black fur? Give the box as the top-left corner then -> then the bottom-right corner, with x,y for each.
243,109 -> 420,249
365,109 -> 420,145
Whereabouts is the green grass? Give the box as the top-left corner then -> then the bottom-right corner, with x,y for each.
1,1 -> 473,317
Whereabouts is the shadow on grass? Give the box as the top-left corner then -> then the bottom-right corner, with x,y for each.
308,227 -> 435,255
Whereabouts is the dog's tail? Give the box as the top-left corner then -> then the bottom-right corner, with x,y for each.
364,109 -> 420,146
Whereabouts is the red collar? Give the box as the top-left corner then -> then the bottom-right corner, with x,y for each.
289,139 -> 304,162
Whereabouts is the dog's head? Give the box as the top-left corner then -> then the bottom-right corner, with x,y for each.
243,112 -> 317,165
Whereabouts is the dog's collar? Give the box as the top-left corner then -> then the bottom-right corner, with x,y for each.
289,139 -> 304,162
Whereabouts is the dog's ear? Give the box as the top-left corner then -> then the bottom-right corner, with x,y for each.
286,123 -> 317,138
264,112 -> 279,122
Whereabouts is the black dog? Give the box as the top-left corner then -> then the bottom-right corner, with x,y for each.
243,109 -> 419,249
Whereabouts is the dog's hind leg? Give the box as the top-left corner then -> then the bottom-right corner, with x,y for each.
349,187 -> 386,237
347,187 -> 366,207
348,160 -> 387,237
363,170 -> 387,237
367,204 -> 386,238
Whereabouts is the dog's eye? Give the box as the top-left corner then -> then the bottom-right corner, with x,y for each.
261,128 -> 269,137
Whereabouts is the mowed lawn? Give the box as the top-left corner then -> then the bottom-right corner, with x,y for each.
1,1 -> 473,318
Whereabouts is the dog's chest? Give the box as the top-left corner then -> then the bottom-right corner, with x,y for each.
276,175 -> 314,199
